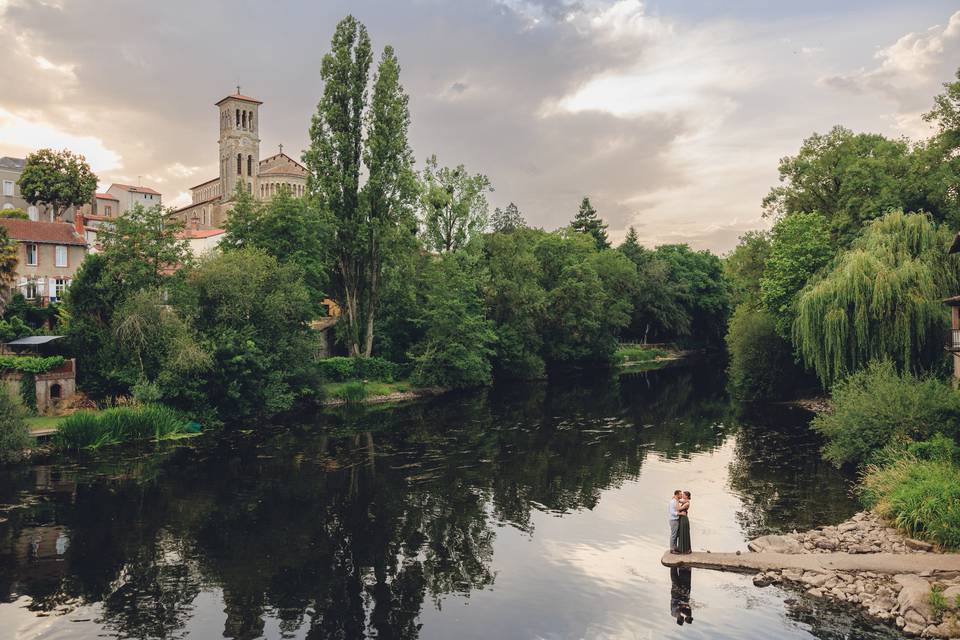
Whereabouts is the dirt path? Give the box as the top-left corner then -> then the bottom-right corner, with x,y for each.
661,550 -> 960,575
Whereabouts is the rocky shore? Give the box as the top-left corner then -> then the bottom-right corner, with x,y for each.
749,512 -> 959,638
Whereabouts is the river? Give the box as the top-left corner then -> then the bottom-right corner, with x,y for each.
0,361 -> 906,639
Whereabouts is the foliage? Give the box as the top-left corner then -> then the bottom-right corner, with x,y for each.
98,204 -> 191,291
859,454 -> 960,549
0,208 -> 28,219
653,244 -> 731,346
762,126 -> 915,245
19,372 -> 36,412
0,355 -> 65,374
0,390 -> 29,463
409,252 -> 496,388
420,154 -> 492,253
724,230 -> 771,309
490,202 -> 525,232
17,148 -> 98,220
0,315 -> 36,342
317,356 -> 397,382
0,226 -> 18,315
338,381 -> 369,403
759,212 -> 833,336
725,305 -> 797,402
811,361 -> 960,466
223,184 -> 332,305
924,67 -> 960,133
571,196 -> 609,250
793,211 -> 958,386
482,228 -> 546,378
187,249 -> 319,421
912,67 -> 960,229
53,405 -> 187,450
304,17 -> 417,357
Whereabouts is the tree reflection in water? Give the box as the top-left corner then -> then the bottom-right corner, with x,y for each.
0,361 -> 868,639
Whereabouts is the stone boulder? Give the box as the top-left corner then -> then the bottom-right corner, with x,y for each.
894,574 -> 934,628
747,534 -> 803,554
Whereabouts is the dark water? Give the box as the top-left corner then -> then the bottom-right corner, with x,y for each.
0,363 -> 905,639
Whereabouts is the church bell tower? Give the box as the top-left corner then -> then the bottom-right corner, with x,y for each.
216,89 -> 261,200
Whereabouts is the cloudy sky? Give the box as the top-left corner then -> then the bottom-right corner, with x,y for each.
1,0 -> 958,252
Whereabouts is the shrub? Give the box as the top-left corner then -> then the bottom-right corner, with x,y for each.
0,391 -> 30,463
54,405 -> 187,450
0,355 -> 65,374
725,305 -> 798,402
812,361 -> 960,466
317,356 -> 396,382
859,454 -> 960,548
338,381 -> 368,404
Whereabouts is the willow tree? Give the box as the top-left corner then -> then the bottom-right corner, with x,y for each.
793,211 -> 960,386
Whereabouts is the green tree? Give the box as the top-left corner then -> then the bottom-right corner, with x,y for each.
223,184 -> 332,305
98,204 -> 191,291
303,15 -> 373,357
762,126 -> 913,245
17,148 -> 97,221
654,244 -> 731,345
0,390 -> 29,463
490,202 -> 526,233
360,45 -> 419,356
112,289 -> 211,407
911,67 -> 960,228
793,211 -> 958,386
618,226 -> 644,264
759,213 -> 833,336
0,208 -> 29,220
409,252 -> 496,388
725,305 -> 798,402
724,230 -> 771,309
571,196 -> 609,250
304,17 -> 416,358
187,249 -> 319,420
420,155 -> 492,253
483,228 -> 546,378
0,226 -> 19,315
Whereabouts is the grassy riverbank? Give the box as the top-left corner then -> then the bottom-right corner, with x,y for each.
812,362 -> 960,549
614,344 -> 672,366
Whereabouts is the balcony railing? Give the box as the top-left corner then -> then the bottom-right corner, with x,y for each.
946,329 -> 960,352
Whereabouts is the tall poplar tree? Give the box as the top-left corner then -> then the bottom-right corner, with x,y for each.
304,16 -> 415,357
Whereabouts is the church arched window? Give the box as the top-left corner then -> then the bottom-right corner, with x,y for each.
237,154 -> 242,175
247,155 -> 252,176
242,111 -> 247,129
235,109 -> 240,127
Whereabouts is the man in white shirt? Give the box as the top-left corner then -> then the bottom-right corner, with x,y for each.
668,489 -> 682,553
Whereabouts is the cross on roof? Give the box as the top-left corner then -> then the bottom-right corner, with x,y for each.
279,143 -> 283,154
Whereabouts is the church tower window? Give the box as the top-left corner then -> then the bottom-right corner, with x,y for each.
235,109 -> 240,127
247,155 -> 252,176
237,154 -> 242,175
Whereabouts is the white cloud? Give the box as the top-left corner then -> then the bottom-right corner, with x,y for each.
0,107 -> 121,172
821,10 -> 960,119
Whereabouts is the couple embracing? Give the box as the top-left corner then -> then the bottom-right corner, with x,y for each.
668,489 -> 692,554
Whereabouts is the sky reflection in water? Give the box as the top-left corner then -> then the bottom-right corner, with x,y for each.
0,363 -> 904,639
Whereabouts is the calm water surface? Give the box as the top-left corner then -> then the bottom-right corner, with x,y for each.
0,363 -> 905,639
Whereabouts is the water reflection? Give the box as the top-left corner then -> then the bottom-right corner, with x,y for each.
669,567 -> 693,626
0,361 -> 893,639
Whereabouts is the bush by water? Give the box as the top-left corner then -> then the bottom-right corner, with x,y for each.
54,405 -> 188,450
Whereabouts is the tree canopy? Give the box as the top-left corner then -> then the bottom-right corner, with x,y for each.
420,155 -> 492,253
17,148 -> 97,221
793,211 -> 959,386
571,196 -> 609,250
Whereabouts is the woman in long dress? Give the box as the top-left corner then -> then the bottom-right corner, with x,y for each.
677,491 -> 692,554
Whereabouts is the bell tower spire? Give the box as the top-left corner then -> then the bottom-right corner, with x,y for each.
215,90 -> 262,200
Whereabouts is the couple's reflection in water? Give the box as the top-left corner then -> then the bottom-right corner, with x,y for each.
670,567 -> 694,627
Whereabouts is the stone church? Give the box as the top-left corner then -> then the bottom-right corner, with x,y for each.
168,91 -> 308,229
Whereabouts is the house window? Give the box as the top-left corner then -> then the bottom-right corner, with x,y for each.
24,279 -> 37,300
26,243 -> 38,266
2,180 -> 13,196
53,278 -> 66,300
105,205 -> 112,216
27,206 -> 38,221
55,245 -> 68,267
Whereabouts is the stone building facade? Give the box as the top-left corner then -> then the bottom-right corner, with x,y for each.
168,91 -> 308,230
0,219 -> 87,304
